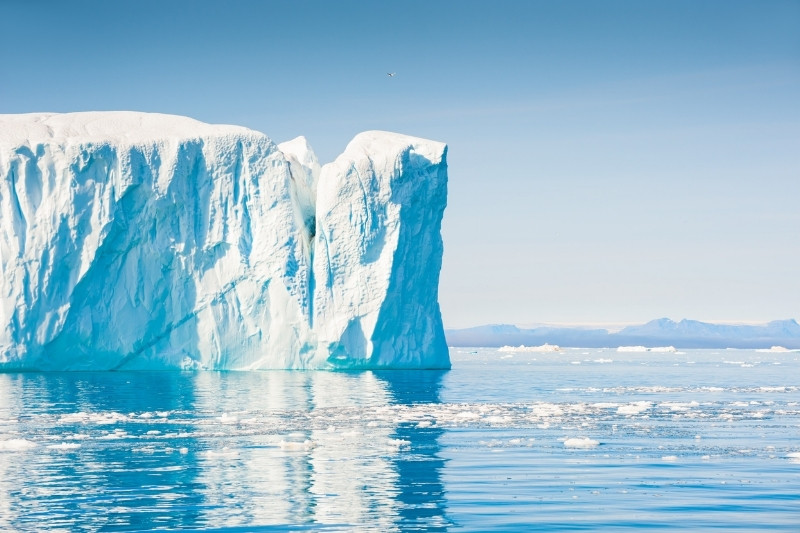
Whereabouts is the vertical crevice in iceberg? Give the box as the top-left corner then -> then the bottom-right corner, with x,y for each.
6,164 -> 27,255
278,136 -> 321,327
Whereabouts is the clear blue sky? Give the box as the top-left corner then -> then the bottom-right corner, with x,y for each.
2,0 -> 798,327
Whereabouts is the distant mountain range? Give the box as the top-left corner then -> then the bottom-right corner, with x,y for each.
445,318 -> 800,349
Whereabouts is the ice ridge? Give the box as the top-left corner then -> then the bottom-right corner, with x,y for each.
0,112 -> 449,370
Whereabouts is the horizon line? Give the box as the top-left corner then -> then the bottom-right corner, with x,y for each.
444,317 -> 799,331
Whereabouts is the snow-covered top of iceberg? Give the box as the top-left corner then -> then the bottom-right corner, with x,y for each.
340,130 -> 447,166
0,111 -> 261,149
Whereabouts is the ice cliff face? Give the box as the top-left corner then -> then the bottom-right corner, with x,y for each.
0,112 -> 449,370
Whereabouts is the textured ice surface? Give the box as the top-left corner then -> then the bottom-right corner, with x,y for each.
0,112 -> 449,370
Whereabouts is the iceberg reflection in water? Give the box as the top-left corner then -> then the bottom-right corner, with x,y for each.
1,348 -> 800,531
0,370 -> 449,531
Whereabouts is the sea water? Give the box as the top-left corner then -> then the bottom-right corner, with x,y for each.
0,348 -> 798,531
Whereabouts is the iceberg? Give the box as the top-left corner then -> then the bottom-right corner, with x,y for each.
0,112 -> 449,370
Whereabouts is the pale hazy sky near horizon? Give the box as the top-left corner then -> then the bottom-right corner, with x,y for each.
2,0 -> 798,327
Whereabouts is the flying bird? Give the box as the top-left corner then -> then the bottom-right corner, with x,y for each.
387,72 -> 396,77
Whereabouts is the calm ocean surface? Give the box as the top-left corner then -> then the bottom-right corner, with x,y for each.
1,348 -> 798,532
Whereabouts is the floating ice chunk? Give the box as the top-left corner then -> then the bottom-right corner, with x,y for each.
217,413 -> 238,424
530,403 -> 563,417
0,438 -> 37,451
593,402 -> 619,409
97,429 -> 128,440
498,344 -> 561,353
203,447 -> 239,458
617,346 -> 676,352
617,402 -> 652,415
279,440 -> 315,451
563,437 -> 599,449
659,401 -> 699,412
387,439 -> 411,450
786,452 -> 800,463
46,442 -> 81,450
